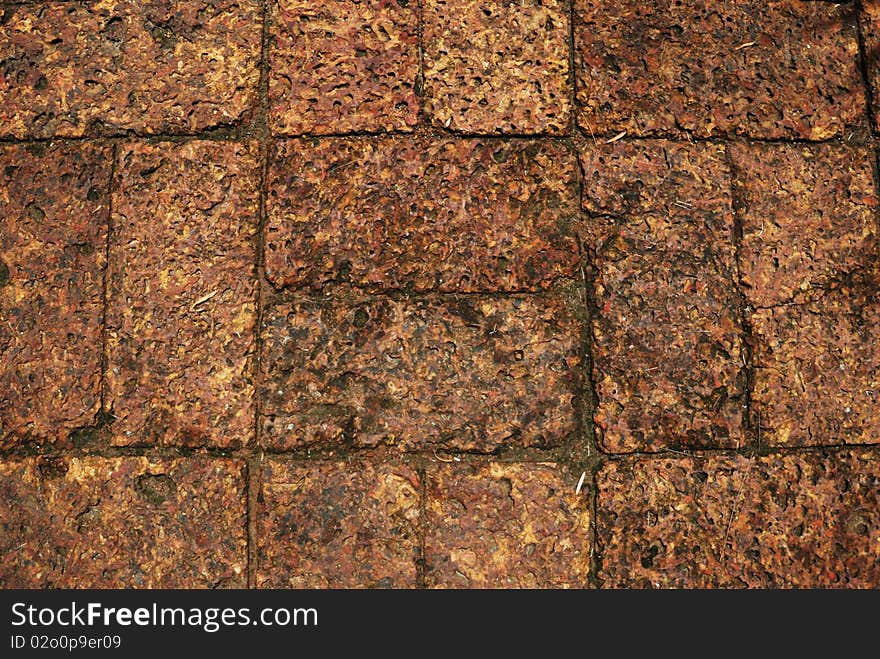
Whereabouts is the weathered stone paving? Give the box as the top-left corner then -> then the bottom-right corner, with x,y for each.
2,0 -> 880,588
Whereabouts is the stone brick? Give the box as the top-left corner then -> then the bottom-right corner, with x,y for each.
423,0 -> 571,134
596,452 -> 880,588
260,294 -> 582,452
731,143 -> 878,308
574,0 -> 866,139
268,0 -> 419,135
861,1 -> 880,133
0,457 -> 247,588
265,137 -> 580,292
257,459 -> 420,588
106,141 -> 258,447
0,0 -> 261,138
751,282 -> 880,447
580,141 -> 745,452
1,142 -> 110,447
424,462 -> 591,588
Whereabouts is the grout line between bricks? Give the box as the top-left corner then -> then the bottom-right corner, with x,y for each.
242,0 -> 274,590
854,1 -> 880,249
263,280 -> 580,300
246,454 -> 261,589
724,144 -> 759,455
855,1 -> 878,140
416,464 -> 428,589
586,462 -> 602,588
874,149 -> 880,239
5,441 -> 880,462
598,442 -> 880,460
567,10 -> 606,587
1,129 -> 874,148
573,130 -> 877,148
98,141 -> 118,430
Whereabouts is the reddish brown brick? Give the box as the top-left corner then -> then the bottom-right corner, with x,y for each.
580,141 -> 745,452
597,452 -> 880,588
731,143 -> 878,309
0,1 -> 261,138
260,294 -> 582,452
1,143 -> 110,447
862,1 -> 880,133
751,283 -> 880,448
265,137 -> 580,292
425,462 -> 591,588
106,141 -> 258,448
257,459 -> 420,588
575,1 -> 866,139
423,0 -> 571,134
0,457 -> 246,588
268,0 -> 419,135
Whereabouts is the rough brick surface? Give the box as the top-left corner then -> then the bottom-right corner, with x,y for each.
575,0 -> 866,139
0,457 -> 246,588
423,0 -> 571,134
260,295 -> 582,452
731,143 -> 878,308
751,283 -> 880,448
1,143 -> 110,447
580,141 -> 745,452
106,141 -> 258,448
268,0 -> 419,135
597,452 -> 880,588
862,1 -> 880,132
0,0 -> 261,138
424,462 -> 591,588
257,459 -> 420,588
266,137 -> 580,292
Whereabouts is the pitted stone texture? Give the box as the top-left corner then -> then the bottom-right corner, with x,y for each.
575,0 -> 865,139
731,143 -> 878,308
423,0 -> 571,134
580,141 -> 745,452
266,137 -> 580,292
261,295 -> 582,452
106,141 -> 258,448
0,1 -> 261,138
257,460 -> 420,588
751,283 -> 880,448
0,457 -> 247,588
1,143 -> 110,447
862,2 -> 880,132
597,453 -> 880,588
424,462 -> 591,588
268,0 -> 419,135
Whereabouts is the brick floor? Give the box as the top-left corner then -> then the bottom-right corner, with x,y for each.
0,1 -> 261,138
106,141 -> 258,448
862,1 -> 880,133
596,452 -> 880,588
751,281 -> 880,448
3,0 -> 880,590
423,0 -> 571,134
574,0 -> 866,139
266,137 -> 580,292
257,459 -> 420,588
581,141 -> 745,453
268,0 -> 419,135
260,294 -> 582,452
731,142 -> 878,308
424,462 -> 591,588
0,457 -> 246,588
1,143 -> 110,447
